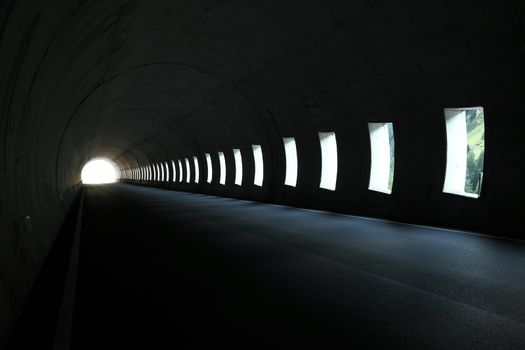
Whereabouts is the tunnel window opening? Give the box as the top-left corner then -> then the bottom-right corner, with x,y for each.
171,161 -> 177,182
206,153 -> 213,183
252,145 -> 264,187
219,152 -> 226,185
157,164 -> 162,182
185,158 -> 191,183
194,156 -> 200,183
160,163 -> 165,182
444,107 -> 485,198
164,162 -> 169,182
152,164 -> 157,181
368,122 -> 395,194
178,160 -> 183,183
147,165 -> 152,181
233,149 -> 243,186
319,132 -> 338,191
283,137 -> 298,187
81,159 -> 118,184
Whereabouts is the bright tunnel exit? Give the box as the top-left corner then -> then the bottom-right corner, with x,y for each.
81,159 -> 118,184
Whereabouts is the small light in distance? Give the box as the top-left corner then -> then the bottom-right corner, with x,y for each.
81,159 -> 118,184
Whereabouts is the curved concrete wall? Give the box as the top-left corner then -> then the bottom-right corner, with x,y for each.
0,0 -> 524,345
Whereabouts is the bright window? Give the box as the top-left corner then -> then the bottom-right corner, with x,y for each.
319,132 -> 338,191
283,137 -> 298,187
148,165 -> 152,181
171,161 -> 177,182
443,107 -> 485,198
206,153 -> 212,183
368,123 -> 395,194
233,149 -> 243,186
159,163 -> 164,182
178,160 -> 183,182
218,152 -> 226,185
81,159 -> 117,184
193,156 -> 200,183
164,162 -> 169,182
252,145 -> 264,187
152,164 -> 157,181
185,158 -> 191,183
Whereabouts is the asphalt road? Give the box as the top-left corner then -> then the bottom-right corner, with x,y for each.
71,183 -> 525,349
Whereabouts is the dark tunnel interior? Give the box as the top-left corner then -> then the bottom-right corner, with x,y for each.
1,0 -> 524,347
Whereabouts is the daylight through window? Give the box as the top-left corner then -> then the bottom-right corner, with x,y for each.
283,137 -> 298,187
368,123 -> 395,194
443,107 -> 485,198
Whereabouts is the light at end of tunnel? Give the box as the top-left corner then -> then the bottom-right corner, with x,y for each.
81,159 -> 118,184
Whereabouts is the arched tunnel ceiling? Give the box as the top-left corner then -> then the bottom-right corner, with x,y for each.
1,0 -> 524,241
0,0 -> 524,344
7,0 -> 519,190
1,0 -> 524,228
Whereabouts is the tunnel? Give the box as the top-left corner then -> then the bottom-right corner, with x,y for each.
1,0 -> 525,348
